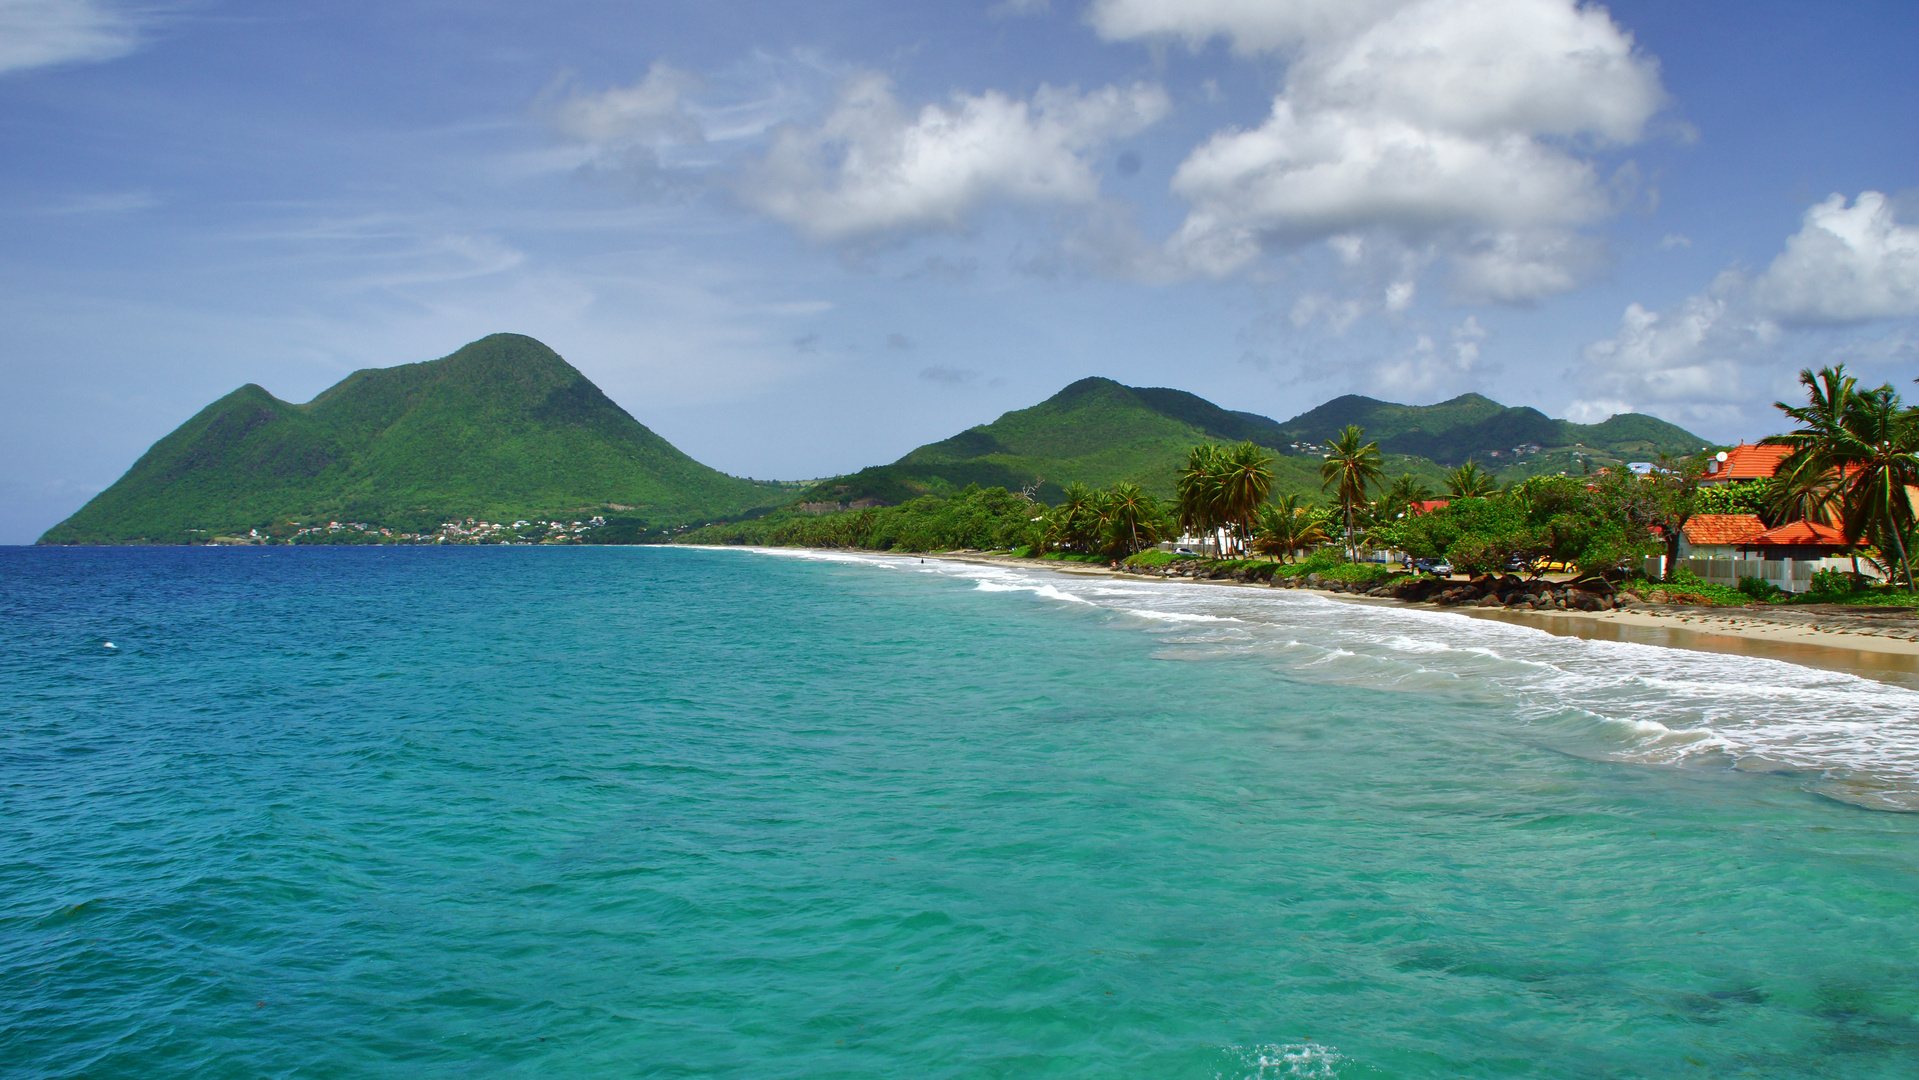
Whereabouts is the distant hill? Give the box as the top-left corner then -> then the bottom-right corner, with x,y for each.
40,334 -> 789,544
1272,392 -> 1708,464
798,380 -> 1710,508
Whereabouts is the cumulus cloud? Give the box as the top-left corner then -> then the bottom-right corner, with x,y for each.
0,0 -> 138,75
1752,191 -> 1919,325
738,75 -> 1170,241
1570,191 -> 1919,426
1097,0 -> 1665,302
1369,316 -> 1492,399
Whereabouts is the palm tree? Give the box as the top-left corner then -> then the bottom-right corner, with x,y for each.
1319,425 -> 1385,562
1445,461 -> 1498,498
1104,482 -> 1163,556
1052,482 -> 1099,552
1832,385 -> 1918,592
1176,444 -> 1226,554
1214,442 -> 1275,556
1253,495 -> 1330,562
1766,366 -> 1919,592
1381,473 -> 1435,520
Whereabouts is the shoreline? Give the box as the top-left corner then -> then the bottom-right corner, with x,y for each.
916,551 -> 1919,689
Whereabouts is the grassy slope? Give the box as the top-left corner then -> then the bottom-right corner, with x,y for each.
1276,392 -> 1710,464
798,379 -> 1577,508
41,334 -> 787,543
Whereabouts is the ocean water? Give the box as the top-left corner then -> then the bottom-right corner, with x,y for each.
4,545 -> 1918,1079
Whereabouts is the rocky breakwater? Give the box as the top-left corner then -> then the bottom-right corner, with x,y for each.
1373,573 -> 1632,611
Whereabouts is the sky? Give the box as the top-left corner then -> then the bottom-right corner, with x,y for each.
2,0 -> 1916,543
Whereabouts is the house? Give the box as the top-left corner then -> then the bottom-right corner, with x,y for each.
1739,520 -> 1853,561
1680,514 -> 1766,558
1407,500 -> 1450,515
1700,443 -> 1791,485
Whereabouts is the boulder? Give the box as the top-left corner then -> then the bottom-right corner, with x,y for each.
1477,594 -> 1503,607
1646,590 -> 1670,604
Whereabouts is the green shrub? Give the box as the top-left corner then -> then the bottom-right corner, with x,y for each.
1737,576 -> 1781,600
1809,567 -> 1855,595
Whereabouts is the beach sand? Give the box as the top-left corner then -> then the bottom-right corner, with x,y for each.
925,552 -> 1919,689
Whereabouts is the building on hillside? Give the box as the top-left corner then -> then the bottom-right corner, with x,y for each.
1407,500 -> 1450,515
1700,443 -> 1791,485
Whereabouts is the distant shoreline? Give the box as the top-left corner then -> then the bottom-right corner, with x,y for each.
915,551 -> 1919,689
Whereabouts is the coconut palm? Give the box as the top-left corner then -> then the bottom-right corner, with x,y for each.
1445,461 -> 1498,498
1319,425 -> 1385,562
1253,495 -> 1330,561
1051,482 -> 1100,552
1767,366 -> 1919,592
1176,444 -> 1227,553
1381,473 -> 1436,520
1214,442 -> 1275,556
1104,482 -> 1166,556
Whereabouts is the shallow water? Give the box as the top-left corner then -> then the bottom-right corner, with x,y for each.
3,546 -> 1917,1077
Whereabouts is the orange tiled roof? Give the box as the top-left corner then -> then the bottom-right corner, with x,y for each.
1408,500 -> 1450,515
1702,443 -> 1791,482
1748,520 -> 1850,546
1683,513 -> 1766,545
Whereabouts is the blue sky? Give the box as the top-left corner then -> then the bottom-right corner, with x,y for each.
2,0 -> 1916,543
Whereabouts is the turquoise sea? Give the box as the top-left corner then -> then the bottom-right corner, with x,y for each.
4,545 -> 1918,1078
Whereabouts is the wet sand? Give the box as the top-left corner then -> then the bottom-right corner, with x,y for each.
925,552 -> 1919,689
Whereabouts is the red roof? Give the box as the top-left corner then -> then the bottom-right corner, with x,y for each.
1701,443 -> 1791,482
1408,500 -> 1450,515
1747,520 -> 1850,546
1683,514 -> 1766,545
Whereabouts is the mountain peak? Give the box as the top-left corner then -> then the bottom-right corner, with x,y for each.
40,334 -> 784,544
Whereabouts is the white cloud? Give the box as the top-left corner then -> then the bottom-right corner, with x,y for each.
738,75 -> 1170,241
1100,0 -> 1664,302
0,0 -> 137,75
1569,286 -> 1766,426
1752,191 -> 1919,325
1447,229 -> 1606,304
1573,191 -> 1919,426
1089,0 -> 1406,56
549,62 -> 702,147
1370,315 -> 1491,398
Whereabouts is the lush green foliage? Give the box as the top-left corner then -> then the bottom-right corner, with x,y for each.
1271,550 -> 1397,583
675,485 -> 1039,553
1320,426 -> 1385,560
1764,365 -> 1919,591
1694,480 -> 1775,518
1275,391 -> 1709,465
40,335 -> 792,544
793,378 -> 1707,514
1385,471 -> 1668,577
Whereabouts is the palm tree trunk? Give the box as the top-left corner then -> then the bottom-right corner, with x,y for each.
1889,512 -> 1916,594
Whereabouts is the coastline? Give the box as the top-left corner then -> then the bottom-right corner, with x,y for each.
914,551 -> 1919,688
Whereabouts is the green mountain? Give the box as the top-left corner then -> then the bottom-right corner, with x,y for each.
40,334 -> 788,544
798,379 -> 1710,509
1273,392 -> 1709,464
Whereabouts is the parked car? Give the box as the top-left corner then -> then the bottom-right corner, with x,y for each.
1174,547 -> 1198,556
1413,558 -> 1453,576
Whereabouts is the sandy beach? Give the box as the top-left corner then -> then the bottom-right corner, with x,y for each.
925,552 -> 1919,688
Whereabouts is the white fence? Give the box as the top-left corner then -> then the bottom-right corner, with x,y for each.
1642,555 -> 1875,594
